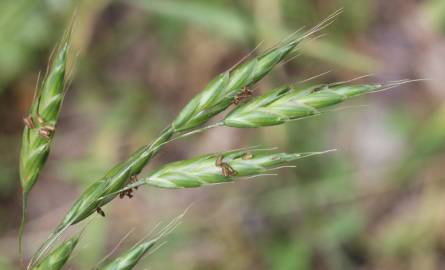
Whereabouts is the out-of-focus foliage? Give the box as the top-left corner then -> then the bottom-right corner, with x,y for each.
0,0 -> 71,93
1,0 -> 445,269
424,0 -> 445,32
129,0 -> 252,42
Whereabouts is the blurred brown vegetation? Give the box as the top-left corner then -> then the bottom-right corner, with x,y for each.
1,0 -> 445,269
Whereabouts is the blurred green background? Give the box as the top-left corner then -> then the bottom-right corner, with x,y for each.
1,0 -> 445,269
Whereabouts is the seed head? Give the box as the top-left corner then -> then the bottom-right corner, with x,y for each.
223,83 -> 381,128
99,240 -> 156,270
32,236 -> 79,270
19,41 -> 69,194
133,149 -> 332,189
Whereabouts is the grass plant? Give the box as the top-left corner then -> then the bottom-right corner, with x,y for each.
17,9 -> 417,270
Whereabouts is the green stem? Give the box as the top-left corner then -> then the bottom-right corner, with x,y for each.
173,121 -> 224,142
19,193 -> 28,268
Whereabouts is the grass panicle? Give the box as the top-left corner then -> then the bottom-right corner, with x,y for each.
32,236 -> 79,270
223,83 -> 382,128
123,149 -> 334,189
30,12 -> 342,267
30,15 -> 340,263
25,9 -> 424,270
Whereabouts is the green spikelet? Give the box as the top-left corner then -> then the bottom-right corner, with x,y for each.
20,42 -> 69,195
223,83 -> 381,128
32,236 -> 79,270
99,240 -> 156,270
123,149 -> 332,189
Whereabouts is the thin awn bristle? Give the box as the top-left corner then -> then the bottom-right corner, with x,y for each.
371,79 -> 428,94
297,71 -> 332,84
280,51 -> 302,66
132,206 -> 189,248
297,8 -> 343,42
335,73 -> 376,84
146,241 -> 167,257
245,173 -> 278,179
267,165 -> 297,170
283,104 -> 372,124
276,26 -> 306,48
95,229 -> 135,268
268,8 -> 341,54
33,72 -> 42,99
227,40 -> 265,73
97,211 -> 186,270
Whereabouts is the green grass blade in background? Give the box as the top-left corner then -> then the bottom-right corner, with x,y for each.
423,0 -> 445,31
128,0 -> 378,72
127,0 -> 252,42
392,104 -> 445,185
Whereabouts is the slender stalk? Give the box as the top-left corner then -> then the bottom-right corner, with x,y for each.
19,196 -> 28,267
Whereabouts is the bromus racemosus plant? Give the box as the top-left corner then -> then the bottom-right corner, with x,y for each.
22,9 -> 422,270
28,12 -> 342,267
19,33 -> 71,259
